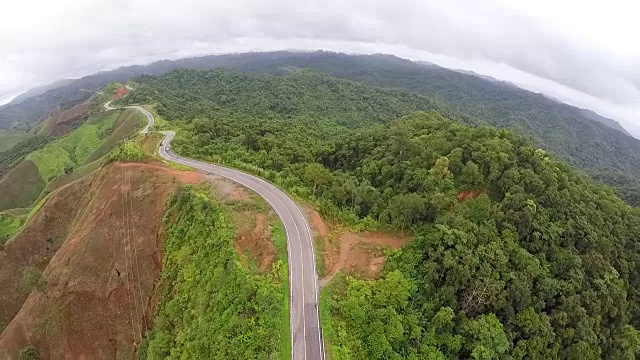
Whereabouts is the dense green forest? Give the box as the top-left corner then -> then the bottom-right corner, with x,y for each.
143,186 -> 289,359
7,51 -> 640,204
122,68 -> 640,358
118,51 -> 640,205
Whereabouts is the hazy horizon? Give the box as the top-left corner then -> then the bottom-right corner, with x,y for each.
2,0 -> 639,135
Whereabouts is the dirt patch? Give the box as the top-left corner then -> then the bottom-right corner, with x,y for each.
234,213 -> 276,272
112,87 -> 129,100
121,162 -> 203,185
307,209 -> 411,286
44,103 -> 90,137
456,189 -> 483,201
206,174 -> 250,201
320,231 -> 410,285
307,208 -> 330,237
0,162 -> 201,359
203,174 -> 275,272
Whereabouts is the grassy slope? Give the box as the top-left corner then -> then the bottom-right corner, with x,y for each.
27,145 -> 74,181
143,186 -> 289,359
45,159 -> 102,194
0,160 -> 46,212
0,131 -> 30,152
0,213 -> 21,244
0,109 -> 143,213
0,134 -> 53,179
84,109 -> 143,163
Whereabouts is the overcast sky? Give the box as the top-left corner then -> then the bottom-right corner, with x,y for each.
2,0 -> 639,135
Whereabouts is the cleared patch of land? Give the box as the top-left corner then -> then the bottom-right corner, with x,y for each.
35,103 -> 90,137
306,208 -> 410,286
0,109 -> 143,212
0,162 -> 202,359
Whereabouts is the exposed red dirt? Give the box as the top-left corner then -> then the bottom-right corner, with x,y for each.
456,189 -> 483,201
0,162 -> 202,359
44,103 -> 90,136
203,174 -> 276,273
206,174 -> 250,201
234,213 -> 276,272
307,208 -> 330,237
112,87 -> 129,100
0,176 -> 92,325
121,162 -> 203,185
321,231 -> 410,285
206,175 -> 276,273
306,208 -> 411,286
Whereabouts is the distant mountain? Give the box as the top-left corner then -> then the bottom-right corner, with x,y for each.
2,50 -> 640,203
9,79 -> 75,106
4,51 -> 629,135
576,108 -> 630,135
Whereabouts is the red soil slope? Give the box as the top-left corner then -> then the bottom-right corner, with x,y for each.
306,208 -> 411,286
112,87 -> 128,100
0,162 -> 201,359
41,103 -> 90,136
456,189 -> 483,201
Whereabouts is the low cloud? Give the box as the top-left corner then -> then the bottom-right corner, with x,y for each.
1,0 -> 638,134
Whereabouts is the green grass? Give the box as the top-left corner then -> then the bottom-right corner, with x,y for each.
103,139 -> 149,164
85,109 -> 143,164
4,208 -> 30,217
66,125 -> 101,163
0,213 -> 21,244
0,131 -> 31,152
27,145 -> 74,181
142,104 -> 170,130
314,235 -> 326,277
27,108 -> 133,182
319,281 -> 338,358
45,159 -> 101,193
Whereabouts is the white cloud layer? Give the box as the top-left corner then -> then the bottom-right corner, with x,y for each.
1,0 -> 639,134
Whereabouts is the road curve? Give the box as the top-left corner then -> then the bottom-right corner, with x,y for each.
106,102 -> 324,359
104,101 -> 154,134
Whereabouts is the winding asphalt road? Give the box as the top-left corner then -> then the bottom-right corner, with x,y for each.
104,101 -> 154,134
107,103 -> 324,359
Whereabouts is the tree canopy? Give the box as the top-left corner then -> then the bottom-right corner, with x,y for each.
123,68 -> 640,358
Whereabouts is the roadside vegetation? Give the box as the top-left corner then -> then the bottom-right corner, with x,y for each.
123,68 -> 640,358
142,186 -> 289,359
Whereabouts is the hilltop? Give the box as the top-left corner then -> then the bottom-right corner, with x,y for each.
115,67 -> 640,357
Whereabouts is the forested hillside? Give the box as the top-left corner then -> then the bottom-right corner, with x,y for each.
202,51 -> 640,205
121,68 -> 640,358
5,52 -> 639,205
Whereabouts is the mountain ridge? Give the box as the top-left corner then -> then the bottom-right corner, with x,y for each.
1,51 -> 628,135
2,51 -> 640,205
